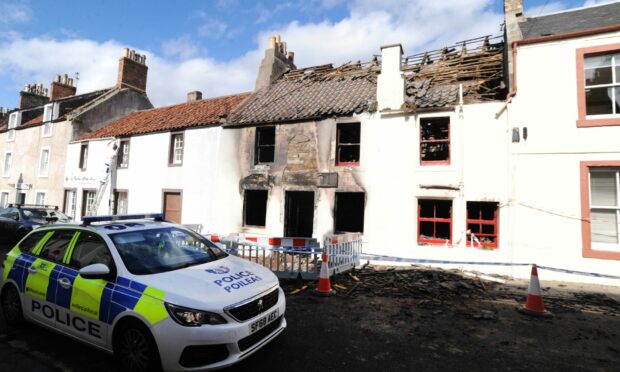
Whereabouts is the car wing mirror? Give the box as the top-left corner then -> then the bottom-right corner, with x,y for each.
79,263 -> 110,279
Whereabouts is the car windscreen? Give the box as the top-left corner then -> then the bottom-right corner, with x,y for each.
22,208 -> 72,223
110,227 -> 227,275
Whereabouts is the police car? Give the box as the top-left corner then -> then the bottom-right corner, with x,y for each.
0,214 -> 286,371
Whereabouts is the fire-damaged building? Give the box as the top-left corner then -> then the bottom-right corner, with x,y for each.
225,34 -> 511,260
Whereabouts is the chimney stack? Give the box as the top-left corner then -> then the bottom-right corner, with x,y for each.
187,91 -> 202,102
377,44 -> 405,112
504,0 -> 524,92
19,82 -> 50,109
255,34 -> 296,91
117,48 -> 148,92
50,73 -> 77,100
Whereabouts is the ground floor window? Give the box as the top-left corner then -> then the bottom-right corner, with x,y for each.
589,168 -> 620,249
35,192 -> 46,206
244,189 -> 268,227
0,192 -> 8,208
114,190 -> 128,215
418,199 -> 452,244
334,192 -> 365,233
82,190 -> 96,217
466,201 -> 499,249
64,190 -> 77,219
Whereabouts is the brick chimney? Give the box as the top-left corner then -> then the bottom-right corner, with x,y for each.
377,44 -> 405,112
19,83 -> 50,109
504,0 -> 524,92
117,48 -> 148,92
187,91 -> 202,102
255,34 -> 296,91
50,74 -> 77,100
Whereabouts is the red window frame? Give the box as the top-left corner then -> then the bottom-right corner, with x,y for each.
336,123 -> 360,166
466,202 -> 499,249
418,199 -> 452,245
420,117 -> 450,165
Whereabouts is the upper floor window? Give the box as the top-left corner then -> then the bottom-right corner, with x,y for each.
336,123 -> 360,166
79,143 -> 88,170
117,139 -> 130,168
7,112 -> 19,141
2,152 -> 12,178
420,117 -> 450,165
169,133 -> 184,166
584,53 -> 620,116
42,122 -> 53,137
39,148 -> 50,177
255,127 -> 275,164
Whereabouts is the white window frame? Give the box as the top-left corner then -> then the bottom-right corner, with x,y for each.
34,190 -> 47,206
7,112 -> 19,142
0,191 -> 9,208
170,133 -> 184,165
42,103 -> 55,137
85,190 -> 96,217
584,53 -> 620,119
39,147 -> 51,177
64,189 -> 77,219
589,168 -> 620,252
3,152 -> 12,178
118,139 -> 130,168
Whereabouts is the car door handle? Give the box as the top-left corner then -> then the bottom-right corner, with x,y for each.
58,278 -> 72,289
27,266 -> 37,274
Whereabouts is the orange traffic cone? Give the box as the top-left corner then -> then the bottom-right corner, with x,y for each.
313,252 -> 336,296
518,264 -> 552,317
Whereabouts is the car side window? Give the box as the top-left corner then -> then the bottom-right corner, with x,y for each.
0,208 -> 18,220
18,231 -> 48,254
38,230 -> 76,263
70,232 -> 113,269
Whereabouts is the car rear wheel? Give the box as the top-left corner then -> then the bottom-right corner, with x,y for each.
114,322 -> 161,372
1,285 -> 23,325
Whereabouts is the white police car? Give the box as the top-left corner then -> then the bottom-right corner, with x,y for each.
0,214 -> 286,371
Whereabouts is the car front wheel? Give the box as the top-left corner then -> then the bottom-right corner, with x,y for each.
1,285 -> 23,325
114,321 -> 162,372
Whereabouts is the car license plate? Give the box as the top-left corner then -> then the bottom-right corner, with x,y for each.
249,309 -> 279,334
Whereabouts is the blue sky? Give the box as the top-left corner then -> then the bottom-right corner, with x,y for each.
0,0 -> 614,108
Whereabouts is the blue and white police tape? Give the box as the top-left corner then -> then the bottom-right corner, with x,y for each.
360,253 -> 620,280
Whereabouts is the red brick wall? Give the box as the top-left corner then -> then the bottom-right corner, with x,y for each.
117,57 -> 148,92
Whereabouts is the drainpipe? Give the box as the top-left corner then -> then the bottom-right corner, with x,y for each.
495,42 -> 519,119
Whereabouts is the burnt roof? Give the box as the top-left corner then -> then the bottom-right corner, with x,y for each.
519,2 -> 620,39
78,92 -> 251,140
225,63 -> 379,127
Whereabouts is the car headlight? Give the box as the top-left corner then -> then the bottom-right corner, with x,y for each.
165,303 -> 227,326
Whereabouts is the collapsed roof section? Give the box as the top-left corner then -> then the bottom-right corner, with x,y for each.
403,35 -> 505,109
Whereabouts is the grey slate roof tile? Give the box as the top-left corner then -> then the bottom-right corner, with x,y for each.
520,2 -> 620,39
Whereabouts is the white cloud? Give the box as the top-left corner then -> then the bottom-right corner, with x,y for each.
0,0 -> 31,25
161,35 -> 200,59
197,18 -> 229,38
0,0 -> 504,107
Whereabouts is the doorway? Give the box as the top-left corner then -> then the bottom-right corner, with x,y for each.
284,191 -> 314,238
16,192 -> 26,205
163,191 -> 182,223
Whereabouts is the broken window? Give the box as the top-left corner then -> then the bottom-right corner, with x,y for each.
420,117 -> 450,164
334,192 -> 365,233
336,123 -> 360,166
584,53 -> 620,116
244,189 -> 268,227
79,143 -> 88,170
255,127 -> 275,164
466,202 -> 499,249
418,199 -> 452,244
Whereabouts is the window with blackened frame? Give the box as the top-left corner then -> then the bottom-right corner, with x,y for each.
255,127 -> 275,164
584,53 -> 620,116
466,202 -> 499,249
244,190 -> 268,227
336,123 -> 360,165
418,199 -> 452,244
589,168 -> 620,248
334,192 -> 365,233
117,140 -> 130,168
169,133 -> 184,165
420,117 -> 450,164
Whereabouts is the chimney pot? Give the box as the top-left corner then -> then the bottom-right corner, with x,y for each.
187,91 -> 203,102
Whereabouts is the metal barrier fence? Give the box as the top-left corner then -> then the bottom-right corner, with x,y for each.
217,233 -> 362,280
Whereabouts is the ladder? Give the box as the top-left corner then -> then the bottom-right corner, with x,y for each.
89,163 -> 111,216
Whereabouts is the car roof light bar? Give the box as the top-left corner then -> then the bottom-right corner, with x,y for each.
82,213 -> 165,226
